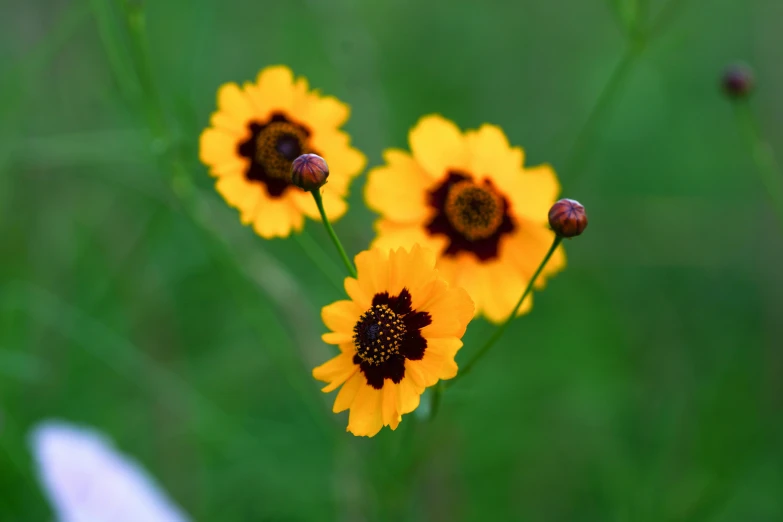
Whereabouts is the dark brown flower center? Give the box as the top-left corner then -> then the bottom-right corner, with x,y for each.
353,304 -> 407,366
426,171 -> 515,261
237,112 -> 316,198
444,180 -> 505,240
351,289 -> 433,389
254,121 -> 308,179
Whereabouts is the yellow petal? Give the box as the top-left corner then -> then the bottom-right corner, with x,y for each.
304,93 -> 350,133
417,280 -> 475,338
381,382 -> 401,430
347,384 -> 383,437
371,220 -> 447,258
386,244 -> 439,300
215,176 -> 261,217
408,277 -> 446,315
405,359 -> 439,387
443,224 -> 564,323
464,124 -> 524,183
309,129 -> 366,195
344,277 -> 372,311
396,376 -> 423,414
290,77 -> 310,116
365,149 -> 432,223
434,255 -> 479,312
209,110 -> 248,136
476,261 -> 527,324
408,115 -> 468,179
239,192 -> 265,225
426,337 -> 463,358
333,371 -> 364,413
209,156 -> 248,178
404,359 -> 429,388
246,65 -> 296,120
504,164 -> 561,225
320,300 -> 359,347
534,242 -> 566,290
354,248 -> 390,298
312,352 -> 357,392
502,223 -> 566,283
199,128 -> 241,168
321,332 -> 352,345
216,82 -> 257,124
338,342 -> 356,355
251,191 -> 303,239
418,350 -> 458,381
322,300 -> 361,335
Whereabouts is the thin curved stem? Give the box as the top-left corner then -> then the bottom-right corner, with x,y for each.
451,235 -> 564,384
311,189 -> 357,279
648,0 -> 691,40
113,0 -> 334,434
564,44 -> 639,184
565,0 -> 691,184
734,101 -> 783,231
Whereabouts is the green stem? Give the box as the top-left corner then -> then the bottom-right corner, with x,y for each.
452,235 -> 564,384
111,1 -> 333,435
734,101 -> 783,230
565,0 -> 690,184
310,189 -> 357,279
88,0 -> 139,103
648,0 -> 691,40
564,44 -> 639,184
119,0 -> 194,199
292,232 -> 345,291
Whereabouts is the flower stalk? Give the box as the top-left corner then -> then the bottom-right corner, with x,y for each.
311,189 -> 357,279
451,234 -> 564,384
732,100 -> 783,231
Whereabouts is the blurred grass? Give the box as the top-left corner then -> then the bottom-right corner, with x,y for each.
2,0 -> 783,520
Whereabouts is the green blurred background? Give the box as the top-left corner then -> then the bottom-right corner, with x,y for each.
2,0 -> 782,519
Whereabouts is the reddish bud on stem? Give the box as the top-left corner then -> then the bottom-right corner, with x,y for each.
291,154 -> 329,191
722,63 -> 754,99
548,198 -> 587,238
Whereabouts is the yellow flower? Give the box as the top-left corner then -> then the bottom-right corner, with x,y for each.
199,65 -> 366,238
365,115 -> 566,323
313,245 -> 474,437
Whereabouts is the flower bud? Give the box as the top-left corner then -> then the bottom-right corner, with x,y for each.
291,154 -> 329,191
722,63 -> 754,99
548,198 -> 587,238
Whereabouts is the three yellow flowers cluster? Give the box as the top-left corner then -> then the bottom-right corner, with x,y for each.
199,65 -> 569,437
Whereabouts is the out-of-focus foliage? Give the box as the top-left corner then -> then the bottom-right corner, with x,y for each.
1,0 -> 782,520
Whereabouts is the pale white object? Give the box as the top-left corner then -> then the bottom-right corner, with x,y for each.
30,421 -> 191,522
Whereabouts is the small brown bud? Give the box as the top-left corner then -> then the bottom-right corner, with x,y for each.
722,63 -> 754,99
291,154 -> 329,191
548,198 -> 587,238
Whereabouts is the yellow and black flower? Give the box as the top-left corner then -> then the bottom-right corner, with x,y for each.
313,245 -> 474,437
199,65 -> 366,238
365,115 -> 566,323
